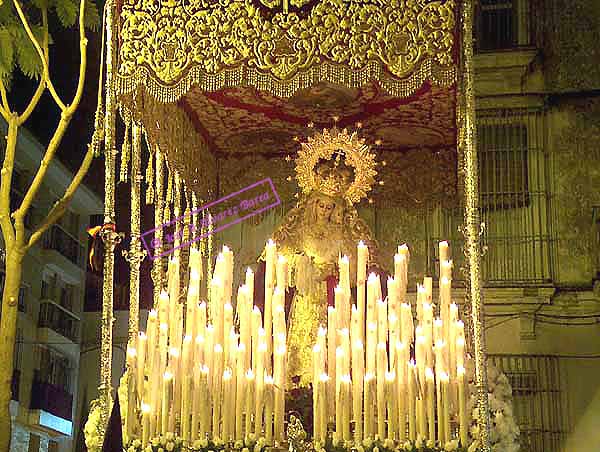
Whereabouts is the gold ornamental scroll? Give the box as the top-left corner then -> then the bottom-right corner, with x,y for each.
116,0 -> 457,102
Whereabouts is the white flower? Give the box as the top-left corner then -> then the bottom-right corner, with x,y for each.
158,448 -> 164,452
373,446 -> 380,452
362,438 -> 373,448
200,438 -> 209,448
166,441 -> 175,451
445,439 -> 459,451
402,441 -> 412,450
145,447 -> 153,452
332,437 -> 340,447
253,444 -> 261,452
356,446 -> 365,452
152,438 -> 160,447
235,440 -> 244,449
383,439 -> 394,449
242,448 -> 250,452
166,432 -> 174,442
133,440 -> 142,448
256,437 -> 265,447
128,447 -> 135,452
426,439 -> 435,448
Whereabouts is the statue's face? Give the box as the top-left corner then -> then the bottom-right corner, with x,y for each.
315,197 -> 335,222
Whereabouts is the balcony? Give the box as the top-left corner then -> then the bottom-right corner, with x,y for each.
38,301 -> 80,344
42,224 -> 85,267
30,379 -> 73,421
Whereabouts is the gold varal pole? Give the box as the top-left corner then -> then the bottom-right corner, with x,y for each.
100,0 -> 119,433
459,0 -> 491,450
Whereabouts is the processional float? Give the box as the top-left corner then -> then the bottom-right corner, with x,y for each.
85,0 -> 493,451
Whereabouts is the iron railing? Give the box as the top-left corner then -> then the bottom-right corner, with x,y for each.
488,354 -> 567,452
38,301 -> 80,343
42,224 -> 85,267
426,108 -> 554,286
474,0 -> 535,52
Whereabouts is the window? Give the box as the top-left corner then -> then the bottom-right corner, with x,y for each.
475,0 -> 532,51
478,122 -> 529,210
426,109 -> 553,285
17,286 -> 27,313
488,355 -> 567,452
37,347 -> 71,393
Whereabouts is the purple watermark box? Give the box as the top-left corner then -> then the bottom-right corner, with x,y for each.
141,178 -> 281,260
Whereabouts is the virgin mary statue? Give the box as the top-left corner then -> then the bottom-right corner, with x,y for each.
253,127 -> 388,386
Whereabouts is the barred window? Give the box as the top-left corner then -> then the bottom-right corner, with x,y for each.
475,0 -> 532,51
426,109 -> 553,286
488,355 -> 568,452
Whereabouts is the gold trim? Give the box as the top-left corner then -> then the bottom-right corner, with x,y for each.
117,59 -> 456,103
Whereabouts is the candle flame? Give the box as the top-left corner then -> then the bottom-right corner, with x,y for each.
425,368 -> 434,379
223,369 -> 232,380
385,371 -> 396,381
190,269 -> 200,281
354,340 -> 364,349
214,344 -> 223,353
238,343 -> 246,352
395,341 -> 405,350
367,273 -> 378,283
394,254 -> 406,263
246,369 -> 255,380
195,335 -> 205,344
317,327 -> 327,337
159,291 -> 169,301
358,240 -> 366,248
434,318 -> 443,327
441,276 -> 450,285
169,347 -> 179,357
313,344 -> 321,354
457,336 -> 465,346
148,310 -> 158,319
340,255 -> 349,264
457,365 -> 466,376
246,267 -> 254,275
159,323 -> 168,332
127,347 -> 136,357
265,375 -> 274,385
164,371 -> 173,380
398,244 -> 409,254
183,335 -> 192,343
336,347 -> 344,357
341,374 -> 351,384
258,343 -> 267,352
200,364 -> 209,374
141,402 -> 151,413
139,331 -> 147,340
440,372 -> 450,382
277,254 -> 287,263
364,373 -> 375,381
328,306 -> 336,314
320,373 -> 330,382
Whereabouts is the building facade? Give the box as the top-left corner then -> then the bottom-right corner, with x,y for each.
0,122 -> 103,452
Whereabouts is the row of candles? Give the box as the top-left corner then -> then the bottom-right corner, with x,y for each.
312,241 -> 469,446
125,243 -> 289,446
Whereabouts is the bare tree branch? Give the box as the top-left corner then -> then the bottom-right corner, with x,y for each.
0,80 -> 10,120
26,142 -> 95,250
14,0 -> 88,222
12,0 -> 67,112
17,7 -> 49,126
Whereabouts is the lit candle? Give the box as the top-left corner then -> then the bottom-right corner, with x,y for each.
377,299 -> 388,345
457,365 -> 468,446
187,273 -> 200,339
181,374 -> 192,441
327,306 -> 336,419
161,370 -> 173,436
274,343 -> 286,443
199,365 -> 210,440
441,260 -> 453,281
224,304 -> 234,363
255,342 -> 267,436
386,370 -> 398,440
357,241 -> 368,342
425,367 -> 435,442
245,369 -> 255,439
396,342 -> 406,441
264,375 -> 274,444
376,343 -> 387,439
341,374 -> 352,442
352,340 -> 364,442
212,344 -> 224,439
222,368 -> 234,441
440,371 -> 450,444
137,332 -> 147,400
236,344 -> 247,440
141,402 -> 150,445
439,241 -> 449,264
363,373 -> 375,439
407,361 -> 416,441
146,310 -> 157,377
264,240 -> 276,372
335,347 -> 344,440
276,254 -> 288,290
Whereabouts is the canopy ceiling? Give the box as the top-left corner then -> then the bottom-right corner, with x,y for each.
116,0 -> 459,208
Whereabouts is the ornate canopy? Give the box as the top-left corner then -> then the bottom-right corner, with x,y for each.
116,0 -> 459,207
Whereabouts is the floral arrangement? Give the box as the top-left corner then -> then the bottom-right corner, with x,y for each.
84,398 -> 104,452
467,362 -> 520,452
126,433 -> 269,452
119,369 -> 131,445
311,435 -> 481,452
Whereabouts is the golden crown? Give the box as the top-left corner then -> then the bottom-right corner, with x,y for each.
295,126 -> 379,205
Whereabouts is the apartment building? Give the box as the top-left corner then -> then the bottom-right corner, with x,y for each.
0,121 -> 103,452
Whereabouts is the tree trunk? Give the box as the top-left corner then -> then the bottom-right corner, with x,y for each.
0,249 -> 23,452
